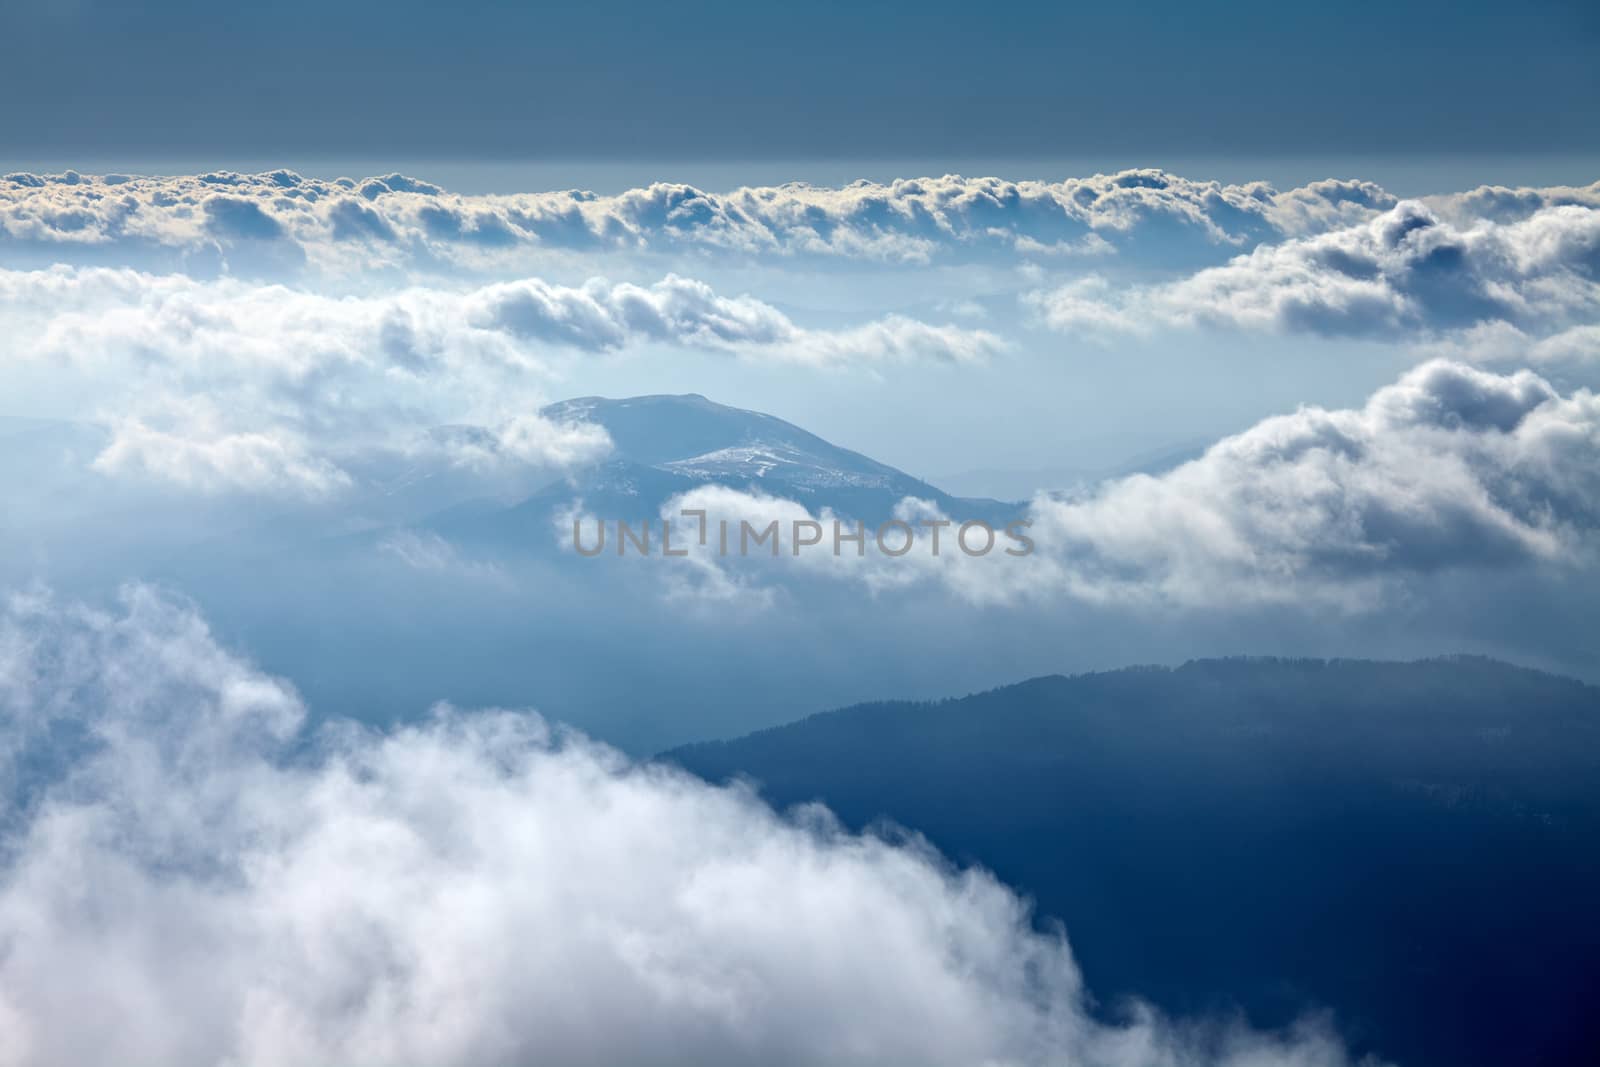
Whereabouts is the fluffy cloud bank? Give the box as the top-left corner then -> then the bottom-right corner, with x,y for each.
1,266 -> 993,496
0,168 -> 1404,276
0,587 -> 1376,1067
655,362 -> 1600,610
1021,360 -> 1600,606
4,264 -> 993,368
1032,201 -> 1600,357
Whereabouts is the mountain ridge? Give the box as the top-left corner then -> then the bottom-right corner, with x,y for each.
667,652 -> 1600,753
427,392 -> 1021,546
539,392 -> 995,500
665,653 -> 1600,1067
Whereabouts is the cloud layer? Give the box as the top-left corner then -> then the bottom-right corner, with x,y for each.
1,168 -> 1406,276
1032,200 -> 1600,357
0,587 -> 1375,1067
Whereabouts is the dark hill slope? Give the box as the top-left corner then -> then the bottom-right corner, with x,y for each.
668,656 -> 1600,1067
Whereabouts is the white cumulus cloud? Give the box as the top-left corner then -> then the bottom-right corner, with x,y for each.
0,586 -> 1379,1067
1030,202 -> 1600,357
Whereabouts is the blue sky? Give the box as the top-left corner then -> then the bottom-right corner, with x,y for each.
4,0 -> 1596,160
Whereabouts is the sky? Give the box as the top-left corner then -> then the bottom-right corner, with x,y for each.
4,0 -> 1597,161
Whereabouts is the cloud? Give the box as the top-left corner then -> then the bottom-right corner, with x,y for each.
443,413 -> 616,469
1024,274 -> 1147,337
1429,181 -> 1600,226
1031,201 -> 1600,351
91,413 -> 353,498
0,168 -> 1405,277
377,531 -> 508,584
0,586 -> 1379,1067
471,273 -> 1000,365
204,195 -> 290,240
0,266 -> 991,495
1414,322 -> 1600,371
4,265 -> 995,369
1017,360 -> 1599,607
648,362 -> 1600,611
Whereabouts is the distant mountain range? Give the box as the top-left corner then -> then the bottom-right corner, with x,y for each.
667,655 -> 1600,1067
430,393 -> 1020,550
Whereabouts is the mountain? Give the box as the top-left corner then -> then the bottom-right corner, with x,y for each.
431,393 -> 1019,549
542,393 -> 922,493
19,395 -> 1017,572
666,656 -> 1600,1067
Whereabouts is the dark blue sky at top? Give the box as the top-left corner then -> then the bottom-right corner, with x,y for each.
3,0 -> 1596,160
